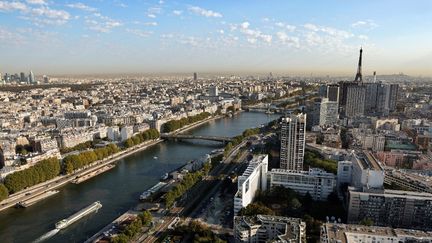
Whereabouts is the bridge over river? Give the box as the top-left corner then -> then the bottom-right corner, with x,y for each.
161,133 -> 233,143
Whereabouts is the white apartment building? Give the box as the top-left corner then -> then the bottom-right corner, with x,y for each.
107,126 -> 120,141
120,126 -> 134,141
351,152 -> 384,189
319,98 -> 339,126
234,215 -> 306,243
234,155 -> 268,215
280,113 -> 306,171
269,168 -> 337,201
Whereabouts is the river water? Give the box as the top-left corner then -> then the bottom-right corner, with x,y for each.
0,112 -> 279,243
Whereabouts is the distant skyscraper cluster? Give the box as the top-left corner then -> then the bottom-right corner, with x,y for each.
0,70 -> 49,85
319,48 -> 399,123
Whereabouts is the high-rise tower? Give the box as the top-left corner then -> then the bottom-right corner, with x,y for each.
29,70 -> 35,84
320,98 -> 339,126
354,48 -> 363,82
280,113 -> 306,171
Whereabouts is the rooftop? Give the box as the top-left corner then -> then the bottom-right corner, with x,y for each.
355,151 -> 383,171
322,223 -> 432,243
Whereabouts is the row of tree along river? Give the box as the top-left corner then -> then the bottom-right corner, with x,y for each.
0,112 -> 279,243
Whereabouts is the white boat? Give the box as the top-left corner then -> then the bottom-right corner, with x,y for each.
153,156 -> 158,159
139,182 -> 167,201
55,201 -> 102,229
160,173 -> 169,180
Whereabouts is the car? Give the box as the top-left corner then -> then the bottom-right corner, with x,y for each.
25,193 -> 31,196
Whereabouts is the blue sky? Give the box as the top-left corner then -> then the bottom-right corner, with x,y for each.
1,0 -> 431,75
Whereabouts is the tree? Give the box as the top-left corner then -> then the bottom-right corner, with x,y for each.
111,233 -> 129,243
359,218 -> 374,226
0,184 -> 9,201
238,202 -> 274,216
139,210 -> 153,226
124,138 -> 134,148
4,157 -> 61,194
289,198 -> 302,210
63,161 -> 74,174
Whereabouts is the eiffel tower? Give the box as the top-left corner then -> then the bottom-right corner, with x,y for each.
354,47 -> 363,82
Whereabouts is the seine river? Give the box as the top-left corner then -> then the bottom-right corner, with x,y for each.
0,112 -> 279,243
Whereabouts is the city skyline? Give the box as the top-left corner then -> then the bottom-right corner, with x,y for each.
1,0 -> 432,76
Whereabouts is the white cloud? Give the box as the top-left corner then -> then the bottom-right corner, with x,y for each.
0,1 -> 71,25
66,3 -> 97,12
0,1 -> 28,11
86,18 -> 122,33
148,7 -> 161,14
275,22 -> 296,32
241,21 -> 250,29
351,20 -> 378,30
304,23 -> 319,31
172,10 -> 182,16
31,7 -> 70,20
180,36 -> 199,46
276,31 -> 300,48
275,22 -> 284,27
188,6 -> 222,18
0,26 -> 25,44
26,0 -> 46,5
358,35 -> 369,40
236,21 -> 272,44
148,14 -> 156,18
116,3 -> 127,8
127,28 -> 152,38
143,22 -> 157,26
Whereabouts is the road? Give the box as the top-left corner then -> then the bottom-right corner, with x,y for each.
138,140 -> 249,243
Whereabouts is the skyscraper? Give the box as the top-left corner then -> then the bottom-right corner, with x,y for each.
209,85 -> 218,96
319,98 -> 339,126
20,72 -> 26,83
364,82 -> 380,115
193,72 -> 197,81
29,70 -> 35,84
326,84 -> 339,103
345,85 -> 366,118
384,84 -> 399,114
280,113 -> 306,171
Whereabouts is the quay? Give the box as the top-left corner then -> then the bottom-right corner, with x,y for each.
71,164 -> 116,184
16,190 -> 59,208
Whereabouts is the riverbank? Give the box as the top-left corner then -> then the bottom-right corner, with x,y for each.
0,114 -> 227,212
0,112 -> 280,243
0,138 -> 163,212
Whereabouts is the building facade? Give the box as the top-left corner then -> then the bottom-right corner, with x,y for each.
347,188 -> 432,230
319,98 -> 339,127
321,223 -> 432,243
234,215 -> 306,243
269,168 -> 337,201
351,152 -> 385,189
234,155 -> 268,215
345,85 -> 366,118
280,113 -> 306,171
